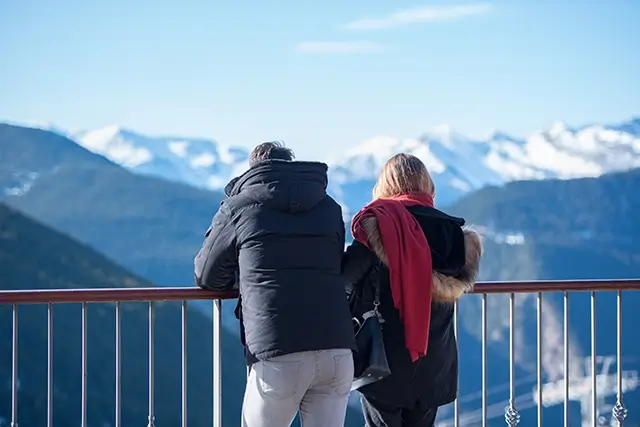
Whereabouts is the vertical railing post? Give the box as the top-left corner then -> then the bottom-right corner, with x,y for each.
564,291 -> 570,427
505,293 -> 520,426
115,302 -> 122,427
81,302 -> 87,427
148,302 -> 156,427
481,293 -> 487,427
612,290 -> 627,425
182,300 -> 188,427
591,291 -> 597,427
11,304 -> 18,427
536,292 -> 543,427
47,303 -> 53,427
213,299 -> 223,427
453,300 -> 460,427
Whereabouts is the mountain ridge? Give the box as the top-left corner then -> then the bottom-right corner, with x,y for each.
72,125 -> 250,190
22,116 -> 638,217
0,123 -> 225,287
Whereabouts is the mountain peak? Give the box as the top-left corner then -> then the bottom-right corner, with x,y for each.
421,124 -> 482,150
609,116 -> 640,135
100,124 -> 125,133
70,126 -> 153,167
67,126 -> 249,189
78,124 -> 128,142
548,120 -> 568,136
431,123 -> 452,135
487,129 -> 520,142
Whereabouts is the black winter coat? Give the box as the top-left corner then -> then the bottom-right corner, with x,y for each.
195,160 -> 356,364
342,206 -> 482,409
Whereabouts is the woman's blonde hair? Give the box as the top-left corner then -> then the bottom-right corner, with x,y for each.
372,153 -> 436,200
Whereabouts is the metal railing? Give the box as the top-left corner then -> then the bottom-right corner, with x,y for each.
1,279 -> 639,427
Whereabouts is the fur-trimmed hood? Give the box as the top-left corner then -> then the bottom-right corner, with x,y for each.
359,216 -> 483,303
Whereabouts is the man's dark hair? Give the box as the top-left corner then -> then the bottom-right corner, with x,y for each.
249,141 -> 294,167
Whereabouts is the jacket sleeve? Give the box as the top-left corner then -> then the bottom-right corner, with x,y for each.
339,216 -> 346,256
341,240 -> 376,295
194,203 -> 238,290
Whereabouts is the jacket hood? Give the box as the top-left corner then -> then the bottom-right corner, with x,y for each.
224,160 -> 329,213
358,215 -> 483,303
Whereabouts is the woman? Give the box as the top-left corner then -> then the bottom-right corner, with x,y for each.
342,153 -> 483,427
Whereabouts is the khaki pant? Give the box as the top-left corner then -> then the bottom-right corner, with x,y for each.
242,348 -> 354,427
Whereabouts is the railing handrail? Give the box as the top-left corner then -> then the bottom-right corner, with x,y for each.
1,279 -> 639,305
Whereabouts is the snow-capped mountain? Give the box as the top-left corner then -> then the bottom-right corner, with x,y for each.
327,126 -> 505,217
70,126 -> 249,190
329,118 -> 640,217
47,116 -> 640,216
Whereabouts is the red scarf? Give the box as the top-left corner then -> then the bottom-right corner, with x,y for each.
351,192 -> 434,362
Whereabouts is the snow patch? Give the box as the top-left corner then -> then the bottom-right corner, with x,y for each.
472,225 -> 526,246
190,152 -> 216,168
70,127 -> 249,191
4,171 -> 39,196
168,141 -> 189,157
77,127 -> 153,167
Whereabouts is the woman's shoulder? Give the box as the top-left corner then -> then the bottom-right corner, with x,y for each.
406,205 -> 465,226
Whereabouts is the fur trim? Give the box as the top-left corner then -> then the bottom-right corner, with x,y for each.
359,217 -> 483,302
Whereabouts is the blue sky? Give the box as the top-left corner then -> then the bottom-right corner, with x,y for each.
1,0 -> 639,159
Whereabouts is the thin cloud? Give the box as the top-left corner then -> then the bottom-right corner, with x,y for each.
344,3 -> 492,30
295,41 -> 383,54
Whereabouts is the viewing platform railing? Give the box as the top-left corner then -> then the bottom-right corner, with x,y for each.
1,279 -> 639,427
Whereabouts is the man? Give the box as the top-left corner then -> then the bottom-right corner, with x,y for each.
194,141 -> 356,427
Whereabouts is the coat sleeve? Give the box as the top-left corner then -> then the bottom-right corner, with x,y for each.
341,240 -> 376,295
194,203 -> 238,290
338,216 -> 346,256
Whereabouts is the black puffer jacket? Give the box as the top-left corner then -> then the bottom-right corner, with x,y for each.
195,160 -> 356,364
342,206 -> 482,408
